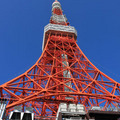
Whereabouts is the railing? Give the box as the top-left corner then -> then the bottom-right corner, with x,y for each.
88,106 -> 120,112
44,23 -> 77,36
35,116 -> 56,120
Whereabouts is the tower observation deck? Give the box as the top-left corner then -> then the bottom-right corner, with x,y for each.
0,0 -> 120,120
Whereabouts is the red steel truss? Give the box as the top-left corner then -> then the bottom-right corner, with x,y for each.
0,0 -> 120,118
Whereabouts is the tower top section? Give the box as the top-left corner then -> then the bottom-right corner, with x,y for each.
42,0 -> 77,50
50,0 -> 69,25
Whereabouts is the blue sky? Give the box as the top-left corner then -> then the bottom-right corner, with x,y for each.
0,0 -> 120,85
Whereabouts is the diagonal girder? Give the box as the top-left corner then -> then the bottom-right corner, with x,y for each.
0,35 -> 120,117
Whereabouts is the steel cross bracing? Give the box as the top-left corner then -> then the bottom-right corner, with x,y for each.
0,0 -> 120,119
1,33 -> 120,117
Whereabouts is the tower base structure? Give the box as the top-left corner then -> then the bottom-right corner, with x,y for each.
0,99 -> 7,120
88,110 -> 120,120
9,106 -> 34,120
56,103 -> 120,120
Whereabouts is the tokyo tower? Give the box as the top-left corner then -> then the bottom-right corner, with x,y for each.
0,0 -> 120,119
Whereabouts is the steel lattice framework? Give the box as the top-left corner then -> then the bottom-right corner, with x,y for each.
0,0 -> 120,119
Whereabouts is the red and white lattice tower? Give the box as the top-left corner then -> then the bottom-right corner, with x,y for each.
0,0 -> 120,118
